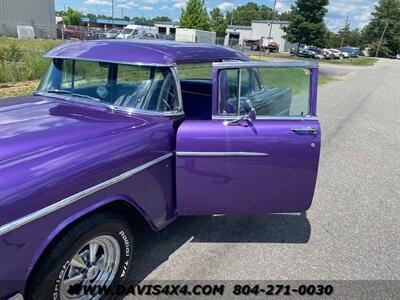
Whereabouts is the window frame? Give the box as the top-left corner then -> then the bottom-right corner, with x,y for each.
212,61 -> 319,121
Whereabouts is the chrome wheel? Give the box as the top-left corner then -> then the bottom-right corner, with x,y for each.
59,235 -> 121,299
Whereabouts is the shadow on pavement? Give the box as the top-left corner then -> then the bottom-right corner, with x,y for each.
129,213 -> 310,282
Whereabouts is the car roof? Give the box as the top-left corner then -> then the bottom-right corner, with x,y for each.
44,40 -> 250,66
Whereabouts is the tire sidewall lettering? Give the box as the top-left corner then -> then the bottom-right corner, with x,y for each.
53,259 -> 70,300
118,230 -> 132,278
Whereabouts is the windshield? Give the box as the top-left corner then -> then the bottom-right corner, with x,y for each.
38,59 -> 180,113
108,30 -> 119,34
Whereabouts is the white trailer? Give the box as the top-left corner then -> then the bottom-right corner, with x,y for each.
175,28 -> 216,44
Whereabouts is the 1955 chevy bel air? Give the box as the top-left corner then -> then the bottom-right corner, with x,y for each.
0,40 -> 321,299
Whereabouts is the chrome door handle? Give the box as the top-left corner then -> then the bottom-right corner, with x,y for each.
291,126 -> 319,135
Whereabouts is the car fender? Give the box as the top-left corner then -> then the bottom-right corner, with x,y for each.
28,194 -> 155,277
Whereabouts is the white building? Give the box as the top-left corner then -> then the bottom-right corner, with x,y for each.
225,20 -> 295,51
0,0 -> 56,38
154,21 -> 179,36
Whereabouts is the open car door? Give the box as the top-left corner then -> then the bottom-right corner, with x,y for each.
176,61 -> 321,215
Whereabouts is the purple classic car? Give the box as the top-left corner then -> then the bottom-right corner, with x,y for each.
0,40 -> 320,299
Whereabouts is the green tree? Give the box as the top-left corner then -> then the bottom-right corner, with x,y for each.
179,0 -> 211,30
97,14 -> 111,20
210,8 -> 227,37
225,2 -> 289,26
152,16 -> 172,23
362,0 -> 400,56
342,28 -> 363,47
63,7 -> 83,26
226,2 -> 271,26
86,13 -> 97,19
56,10 -> 67,17
283,0 -> 329,48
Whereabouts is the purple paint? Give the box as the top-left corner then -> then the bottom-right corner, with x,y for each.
0,40 -> 320,298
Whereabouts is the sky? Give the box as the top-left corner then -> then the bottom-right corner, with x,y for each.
54,0 -> 379,32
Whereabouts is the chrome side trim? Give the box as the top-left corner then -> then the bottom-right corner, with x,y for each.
176,151 -> 268,157
0,152 -> 174,236
212,115 -> 318,121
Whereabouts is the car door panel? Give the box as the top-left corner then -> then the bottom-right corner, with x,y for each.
176,61 -> 321,216
176,119 -> 320,215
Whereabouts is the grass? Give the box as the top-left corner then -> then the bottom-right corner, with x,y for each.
0,37 -> 62,53
0,37 -> 63,84
0,81 -> 40,99
261,53 -> 379,66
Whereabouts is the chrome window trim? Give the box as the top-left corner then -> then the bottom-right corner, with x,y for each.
44,56 -> 176,68
171,65 -> 184,114
35,92 -> 185,117
213,61 -> 317,119
0,152 -> 174,236
213,61 -> 319,69
211,115 -> 318,121
176,151 -> 268,157
217,68 -> 241,117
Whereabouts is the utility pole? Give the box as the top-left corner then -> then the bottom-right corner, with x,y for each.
121,8 -> 124,19
266,0 -> 277,55
339,16 -> 349,50
112,0 -> 114,28
376,20 -> 389,58
230,10 -> 234,25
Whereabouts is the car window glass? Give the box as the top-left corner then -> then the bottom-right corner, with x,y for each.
115,65 -> 179,112
218,69 -> 239,115
74,60 -> 109,88
218,67 -> 310,116
177,63 -> 213,80
39,60 -> 180,113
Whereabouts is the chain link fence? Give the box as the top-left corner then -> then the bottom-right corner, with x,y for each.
1,21 -> 276,58
0,21 -> 56,39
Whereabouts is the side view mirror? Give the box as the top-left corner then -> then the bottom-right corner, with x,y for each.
242,97 -> 256,121
247,107 -> 256,121
224,98 -> 256,126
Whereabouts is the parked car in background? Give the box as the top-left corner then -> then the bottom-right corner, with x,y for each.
297,49 -> 317,59
341,47 -> 360,58
62,27 -> 84,40
84,28 -> 104,40
0,40 -> 321,299
251,43 -> 260,51
139,32 -> 160,40
329,49 -> 342,59
117,24 -> 156,39
341,51 -> 350,58
105,29 -> 121,39
322,48 -> 334,60
264,41 -> 279,53
308,47 -> 325,59
397,54 -> 400,60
